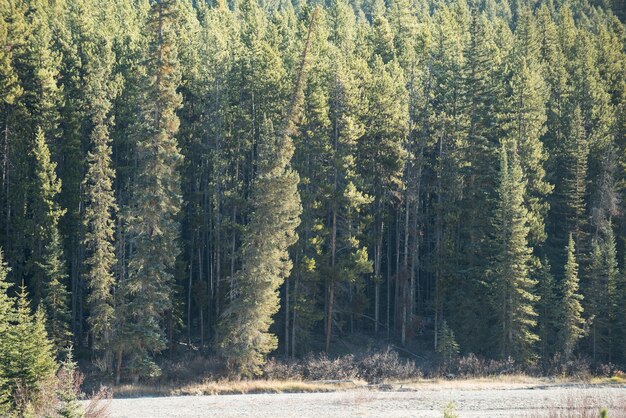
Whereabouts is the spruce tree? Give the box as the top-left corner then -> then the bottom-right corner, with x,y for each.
5,287 -> 57,415
586,228 -> 619,363
437,321 -> 460,367
122,0 -> 183,381
490,142 -> 539,363
0,249 -> 12,414
56,346 -> 82,418
536,257 -> 558,365
562,108 -> 589,253
82,23 -> 118,371
31,127 -> 71,351
502,15 -> 551,248
558,234 -> 585,361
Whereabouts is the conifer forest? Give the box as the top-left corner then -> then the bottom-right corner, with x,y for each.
1,0 -> 626,400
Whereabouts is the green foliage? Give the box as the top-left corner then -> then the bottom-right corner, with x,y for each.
1,0 -> 626,380
0,248 -> 13,414
31,127 -> 71,352
437,321 -> 460,366
121,0 -> 184,380
443,402 -> 458,418
81,8 -> 118,371
56,347 -> 82,418
558,234 -> 585,361
5,288 -> 57,415
219,117 -> 302,376
490,143 -> 539,363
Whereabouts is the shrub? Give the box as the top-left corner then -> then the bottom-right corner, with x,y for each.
302,353 -> 358,380
262,348 -> 421,383
452,353 -> 518,378
84,386 -> 112,418
357,348 -> 420,383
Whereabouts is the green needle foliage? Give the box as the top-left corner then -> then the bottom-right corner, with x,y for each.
121,0 -> 184,381
558,234 -> 585,361
1,0 -> 626,382
31,127 -> 71,352
490,142 -> 539,364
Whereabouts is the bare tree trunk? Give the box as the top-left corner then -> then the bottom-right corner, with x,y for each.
116,349 -> 123,385
198,248 -> 204,348
326,210 -> 337,353
374,219 -> 383,335
291,253 -> 299,358
187,234 -> 194,347
284,276 -> 290,356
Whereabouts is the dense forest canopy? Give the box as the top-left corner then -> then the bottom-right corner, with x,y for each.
1,0 -> 626,383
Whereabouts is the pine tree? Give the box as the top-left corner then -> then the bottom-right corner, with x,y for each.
558,234 -> 585,361
218,9 -> 319,375
122,0 -> 184,381
218,118 -> 302,376
490,142 -> 539,363
31,127 -> 71,351
358,55 -> 408,336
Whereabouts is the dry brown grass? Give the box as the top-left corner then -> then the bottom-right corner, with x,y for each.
84,386 -> 113,418
109,374 -> 626,399
113,379 -> 362,397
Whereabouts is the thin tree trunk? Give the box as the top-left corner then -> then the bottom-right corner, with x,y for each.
374,219 -> 383,335
284,276 -> 290,356
187,234 -> 194,347
326,209 -> 337,353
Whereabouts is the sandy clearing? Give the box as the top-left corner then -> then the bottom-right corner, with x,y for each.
100,385 -> 626,417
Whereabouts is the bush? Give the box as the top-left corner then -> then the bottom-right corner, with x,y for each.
357,348 -> 420,383
263,348 -> 421,383
449,353 -> 518,378
302,353 -> 358,381
262,358 -> 302,380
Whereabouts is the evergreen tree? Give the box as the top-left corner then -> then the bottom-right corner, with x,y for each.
502,11 -> 551,248
536,257 -> 558,365
218,8 -> 319,375
558,234 -> 585,361
0,248 -> 12,414
82,20 -> 118,371
436,320 -> 460,366
31,127 -> 71,351
586,228 -> 619,362
56,346 -> 82,418
218,118 -> 302,375
5,287 -> 57,415
121,0 -> 184,381
358,55 -> 408,336
561,107 -> 589,257
490,142 -> 539,363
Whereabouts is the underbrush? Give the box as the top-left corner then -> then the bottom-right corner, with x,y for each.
81,346 -> 626,400
263,347 -> 421,383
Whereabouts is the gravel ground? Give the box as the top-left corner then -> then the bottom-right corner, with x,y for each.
102,385 -> 626,417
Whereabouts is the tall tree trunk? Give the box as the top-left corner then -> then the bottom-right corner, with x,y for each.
325,209 -> 337,352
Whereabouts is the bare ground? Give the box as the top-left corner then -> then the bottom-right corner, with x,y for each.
99,383 -> 626,417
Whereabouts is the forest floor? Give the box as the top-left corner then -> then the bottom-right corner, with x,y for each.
95,379 -> 626,417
